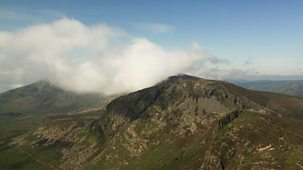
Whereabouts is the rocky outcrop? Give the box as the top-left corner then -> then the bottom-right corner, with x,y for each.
218,111 -> 240,129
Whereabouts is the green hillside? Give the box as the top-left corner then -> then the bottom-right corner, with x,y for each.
0,80 -> 105,168
1,75 -> 303,169
0,80 -> 104,114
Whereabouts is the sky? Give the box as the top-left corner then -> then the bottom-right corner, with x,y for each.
0,0 -> 303,94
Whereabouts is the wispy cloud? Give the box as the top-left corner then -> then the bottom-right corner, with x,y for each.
0,8 -> 65,23
135,22 -> 175,34
191,42 -> 228,64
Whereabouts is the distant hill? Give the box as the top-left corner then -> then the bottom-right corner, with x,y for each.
0,80 -> 104,114
233,80 -> 303,97
6,75 -> 303,169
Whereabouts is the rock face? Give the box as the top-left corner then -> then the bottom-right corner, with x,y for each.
10,75 -> 303,169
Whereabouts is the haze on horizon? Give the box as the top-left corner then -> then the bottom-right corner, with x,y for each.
0,0 -> 303,95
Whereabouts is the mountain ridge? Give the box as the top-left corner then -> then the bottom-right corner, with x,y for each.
1,75 -> 303,169
0,80 -> 104,114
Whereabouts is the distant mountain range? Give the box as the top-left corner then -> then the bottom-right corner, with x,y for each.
0,80 -> 104,114
233,80 -> 303,97
2,75 -> 303,169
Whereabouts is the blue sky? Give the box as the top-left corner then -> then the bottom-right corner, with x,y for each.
2,0 -> 303,56
0,0 -> 303,92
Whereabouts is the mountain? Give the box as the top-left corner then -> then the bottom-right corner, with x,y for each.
2,75 -> 303,169
234,80 -> 303,97
0,80 -> 104,114
0,80 -> 105,154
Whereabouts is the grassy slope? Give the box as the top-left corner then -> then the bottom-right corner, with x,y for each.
0,94 -> 116,170
0,111 -> 103,170
0,81 -> 105,170
0,113 -> 59,170
207,111 -> 303,169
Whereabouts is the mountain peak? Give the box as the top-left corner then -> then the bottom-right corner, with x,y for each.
106,74 -> 265,122
167,74 -> 201,81
157,74 -> 208,87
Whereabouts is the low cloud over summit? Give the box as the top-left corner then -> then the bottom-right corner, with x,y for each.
0,18 -> 222,94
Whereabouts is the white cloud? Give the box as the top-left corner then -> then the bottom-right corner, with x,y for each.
0,18 -> 222,95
